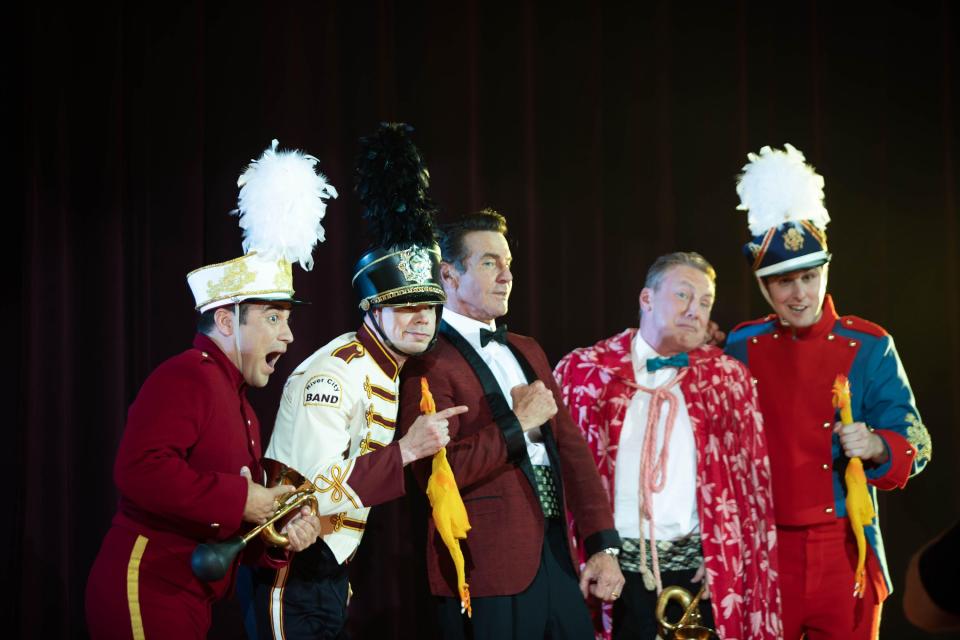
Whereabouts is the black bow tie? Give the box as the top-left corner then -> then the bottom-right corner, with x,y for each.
480,325 -> 508,347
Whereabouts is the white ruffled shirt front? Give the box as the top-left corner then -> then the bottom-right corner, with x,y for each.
613,332 -> 699,541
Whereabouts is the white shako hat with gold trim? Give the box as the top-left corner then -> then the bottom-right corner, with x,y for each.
736,143 -> 831,278
188,139 -> 337,313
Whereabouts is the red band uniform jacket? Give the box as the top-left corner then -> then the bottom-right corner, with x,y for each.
86,334 -> 285,638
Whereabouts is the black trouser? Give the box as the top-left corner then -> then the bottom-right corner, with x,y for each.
437,518 -> 594,640
612,567 -> 714,640
249,540 -> 350,640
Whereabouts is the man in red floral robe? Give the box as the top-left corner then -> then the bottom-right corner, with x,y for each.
555,252 -> 782,640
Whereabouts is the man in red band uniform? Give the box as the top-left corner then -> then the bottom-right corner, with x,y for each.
724,145 -> 932,640
250,124 -> 465,639
398,209 -> 625,640
85,140 -> 334,639
554,252 -> 782,640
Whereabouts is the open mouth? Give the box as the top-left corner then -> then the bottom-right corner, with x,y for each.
266,351 -> 283,372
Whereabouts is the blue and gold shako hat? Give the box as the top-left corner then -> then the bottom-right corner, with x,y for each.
736,144 -> 831,278
351,123 -> 445,311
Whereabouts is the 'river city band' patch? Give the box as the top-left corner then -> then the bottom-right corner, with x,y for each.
304,374 -> 343,407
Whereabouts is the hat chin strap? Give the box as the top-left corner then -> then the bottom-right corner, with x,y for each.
366,306 -> 442,359
757,263 -> 830,321
234,302 -> 245,376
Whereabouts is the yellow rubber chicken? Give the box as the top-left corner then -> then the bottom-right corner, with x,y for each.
831,374 -> 876,598
420,377 -> 472,617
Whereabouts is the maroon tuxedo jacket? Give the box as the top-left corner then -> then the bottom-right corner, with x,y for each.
398,323 -> 618,598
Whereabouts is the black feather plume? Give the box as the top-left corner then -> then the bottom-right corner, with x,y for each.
355,122 -> 438,249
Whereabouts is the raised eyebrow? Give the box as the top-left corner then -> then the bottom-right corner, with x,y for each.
264,305 -> 291,315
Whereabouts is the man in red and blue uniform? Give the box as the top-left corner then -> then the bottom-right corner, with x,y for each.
725,144 -> 932,640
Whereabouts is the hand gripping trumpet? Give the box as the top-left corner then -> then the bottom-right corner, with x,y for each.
656,585 -> 717,640
191,460 -> 318,582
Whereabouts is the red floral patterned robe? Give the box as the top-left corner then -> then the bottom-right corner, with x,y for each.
554,329 -> 783,640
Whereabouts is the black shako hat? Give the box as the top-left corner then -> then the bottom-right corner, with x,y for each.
351,122 -> 445,310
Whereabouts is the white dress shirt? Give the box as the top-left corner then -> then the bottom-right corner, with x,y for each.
613,332 -> 699,541
442,308 -> 549,466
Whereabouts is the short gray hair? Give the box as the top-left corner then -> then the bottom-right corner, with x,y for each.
643,252 -> 716,291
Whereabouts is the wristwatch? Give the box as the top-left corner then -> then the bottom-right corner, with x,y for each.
600,547 -> 620,558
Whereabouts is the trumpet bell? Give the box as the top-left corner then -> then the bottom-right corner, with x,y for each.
671,626 -> 715,640
656,585 -> 716,640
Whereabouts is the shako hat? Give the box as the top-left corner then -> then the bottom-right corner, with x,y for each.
736,143 -> 831,278
351,123 -> 445,311
188,140 -> 338,312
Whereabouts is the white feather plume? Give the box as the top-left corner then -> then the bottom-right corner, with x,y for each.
736,143 -> 829,236
233,139 -> 338,271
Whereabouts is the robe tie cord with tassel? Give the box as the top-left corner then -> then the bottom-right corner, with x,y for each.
626,366 -> 691,593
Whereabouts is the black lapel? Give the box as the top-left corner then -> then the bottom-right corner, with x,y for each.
439,321 -> 527,465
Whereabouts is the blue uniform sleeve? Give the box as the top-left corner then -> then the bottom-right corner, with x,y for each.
853,334 -> 931,481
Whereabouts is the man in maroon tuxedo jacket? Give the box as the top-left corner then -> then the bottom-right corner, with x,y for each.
399,209 -> 624,639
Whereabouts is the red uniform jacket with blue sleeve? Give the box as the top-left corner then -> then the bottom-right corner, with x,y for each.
725,295 -> 932,595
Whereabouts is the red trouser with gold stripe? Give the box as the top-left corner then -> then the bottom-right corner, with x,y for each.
85,525 -> 213,639
777,518 -> 885,640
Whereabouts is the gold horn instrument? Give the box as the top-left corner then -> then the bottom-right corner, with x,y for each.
191,459 -> 318,582
655,584 -> 717,640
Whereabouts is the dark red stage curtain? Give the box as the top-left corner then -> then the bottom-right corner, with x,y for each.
14,1 -> 959,638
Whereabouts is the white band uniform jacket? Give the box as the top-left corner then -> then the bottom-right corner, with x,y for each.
265,323 -> 406,563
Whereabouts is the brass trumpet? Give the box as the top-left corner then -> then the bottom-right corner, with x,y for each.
191,460 -> 318,582
655,584 -> 717,640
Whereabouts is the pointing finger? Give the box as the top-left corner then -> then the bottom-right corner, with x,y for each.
436,405 -> 469,418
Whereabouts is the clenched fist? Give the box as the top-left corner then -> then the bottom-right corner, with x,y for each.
834,421 -> 888,464
281,507 -> 322,552
511,381 -> 558,432
399,405 -> 469,465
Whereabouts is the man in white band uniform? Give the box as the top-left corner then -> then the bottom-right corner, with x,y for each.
250,123 -> 466,639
